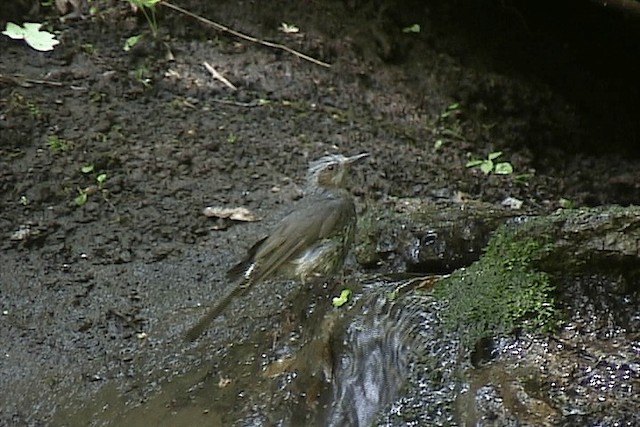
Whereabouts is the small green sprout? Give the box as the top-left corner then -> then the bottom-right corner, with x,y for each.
96,173 -> 107,187
559,198 -> 575,209
466,151 -> 513,175
123,35 -> 142,51
47,135 -> 70,152
81,164 -> 95,174
134,65 -> 152,87
332,289 -> 352,308
75,190 -> 88,206
440,102 -> 460,119
402,24 -> 421,33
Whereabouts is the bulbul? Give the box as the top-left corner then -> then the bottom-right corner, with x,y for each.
185,153 -> 368,341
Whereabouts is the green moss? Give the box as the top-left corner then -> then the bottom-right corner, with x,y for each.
434,225 -> 557,347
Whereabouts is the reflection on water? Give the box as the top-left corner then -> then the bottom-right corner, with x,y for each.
56,277 -> 445,426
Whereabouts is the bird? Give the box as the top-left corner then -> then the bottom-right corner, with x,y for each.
185,153 -> 369,341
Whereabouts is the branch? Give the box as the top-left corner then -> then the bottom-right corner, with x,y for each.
160,1 -> 331,68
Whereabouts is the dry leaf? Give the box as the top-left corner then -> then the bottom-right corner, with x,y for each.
203,206 -> 259,222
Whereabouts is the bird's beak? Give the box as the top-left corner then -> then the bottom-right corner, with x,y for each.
345,153 -> 370,164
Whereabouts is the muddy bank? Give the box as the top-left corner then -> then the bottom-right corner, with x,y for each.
1,0 -> 639,425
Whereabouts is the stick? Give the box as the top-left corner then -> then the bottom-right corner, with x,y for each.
160,1 -> 331,68
203,61 -> 237,91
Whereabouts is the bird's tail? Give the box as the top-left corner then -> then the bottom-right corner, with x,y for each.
226,236 -> 267,281
184,280 -> 254,342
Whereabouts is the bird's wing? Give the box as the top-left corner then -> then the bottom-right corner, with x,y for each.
249,196 -> 354,283
226,236 -> 268,281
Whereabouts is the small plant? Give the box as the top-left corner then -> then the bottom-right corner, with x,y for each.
440,102 -> 461,119
226,133 -> 237,144
559,198 -> 575,209
466,151 -> 513,175
2,22 -> 59,51
74,189 -> 89,206
47,135 -> 70,152
430,102 -> 467,144
134,65 -> 152,87
402,24 -> 421,33
96,173 -> 108,188
123,35 -> 142,51
81,164 -> 95,173
128,0 -> 160,39
75,166 -> 109,206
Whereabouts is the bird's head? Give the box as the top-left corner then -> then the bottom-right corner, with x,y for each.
306,153 -> 369,190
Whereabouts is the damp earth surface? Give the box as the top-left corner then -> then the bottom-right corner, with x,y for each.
1,0 -> 640,425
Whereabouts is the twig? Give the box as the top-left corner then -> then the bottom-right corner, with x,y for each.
203,61 -> 237,90
0,73 -> 63,87
160,1 -> 331,68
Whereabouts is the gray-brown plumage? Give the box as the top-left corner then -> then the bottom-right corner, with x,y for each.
185,153 -> 368,341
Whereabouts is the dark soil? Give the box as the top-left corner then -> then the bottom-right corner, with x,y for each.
1,0 -> 639,425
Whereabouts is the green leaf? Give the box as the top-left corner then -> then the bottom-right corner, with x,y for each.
488,151 -> 502,161
332,289 -> 352,308
2,22 -> 23,39
2,22 -> 59,51
402,24 -> 421,33
124,35 -> 142,52
465,159 -> 483,168
75,192 -> 88,206
480,161 -> 494,175
494,162 -> 513,175
559,198 -> 574,209
81,164 -> 94,173
129,0 -> 160,7
96,173 -> 107,185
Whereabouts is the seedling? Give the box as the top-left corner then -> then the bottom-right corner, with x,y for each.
2,22 -> 59,51
440,102 -> 460,119
134,65 -> 152,87
402,24 -> 421,33
81,164 -> 95,173
74,190 -> 89,206
128,0 -> 160,38
466,151 -> 513,175
559,198 -> 575,209
123,35 -> 142,51
75,167 -> 109,206
47,135 -> 70,152
96,173 -> 108,187
226,133 -> 237,144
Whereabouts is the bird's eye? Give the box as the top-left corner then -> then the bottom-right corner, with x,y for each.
327,164 -> 335,171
